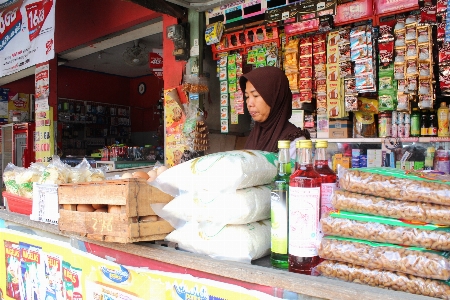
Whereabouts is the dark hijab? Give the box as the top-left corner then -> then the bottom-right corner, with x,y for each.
239,66 -> 310,152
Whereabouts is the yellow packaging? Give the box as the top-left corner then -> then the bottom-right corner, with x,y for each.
438,102 -> 449,137
205,21 -> 224,45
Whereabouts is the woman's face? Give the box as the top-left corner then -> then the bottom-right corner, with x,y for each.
245,81 -> 271,122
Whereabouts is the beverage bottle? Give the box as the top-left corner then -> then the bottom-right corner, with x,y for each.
270,140 -> 291,269
410,108 -> 421,137
438,102 -> 450,137
424,147 -> 435,170
421,111 -> 429,137
429,110 -> 438,137
288,140 -> 322,275
314,140 -> 337,218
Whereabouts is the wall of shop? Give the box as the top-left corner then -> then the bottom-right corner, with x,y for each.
55,0 -> 161,53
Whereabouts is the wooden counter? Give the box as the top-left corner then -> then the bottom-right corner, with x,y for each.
0,209 -> 435,300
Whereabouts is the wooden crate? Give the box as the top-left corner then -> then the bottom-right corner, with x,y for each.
58,178 -> 174,243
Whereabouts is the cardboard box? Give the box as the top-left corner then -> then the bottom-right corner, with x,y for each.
58,178 -> 174,243
329,120 -> 352,138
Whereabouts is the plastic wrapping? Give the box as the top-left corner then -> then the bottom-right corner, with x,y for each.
164,220 -> 270,264
318,236 -> 450,280
332,190 -> 450,225
322,212 -> 450,251
150,150 -> 277,199
3,163 -> 23,195
339,167 -> 450,205
159,185 -> 271,226
315,260 -> 450,299
15,164 -> 44,199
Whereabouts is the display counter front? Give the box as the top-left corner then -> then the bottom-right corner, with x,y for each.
0,209 -> 433,300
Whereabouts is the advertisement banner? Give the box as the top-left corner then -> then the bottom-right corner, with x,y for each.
0,0 -> 56,77
34,106 -> 53,162
0,227 -> 278,300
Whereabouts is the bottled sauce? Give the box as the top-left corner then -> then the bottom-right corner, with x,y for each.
270,140 -> 291,269
410,108 -> 421,137
421,111 -> 429,137
438,102 -> 450,137
314,140 -> 337,218
289,140 -> 322,275
428,110 -> 438,137
424,147 -> 435,170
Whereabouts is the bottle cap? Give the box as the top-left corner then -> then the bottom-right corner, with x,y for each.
315,140 -> 328,148
441,102 -> 447,107
278,140 -> 290,149
296,140 -> 312,149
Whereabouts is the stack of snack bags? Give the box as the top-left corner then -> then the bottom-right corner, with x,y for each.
3,156 -> 106,199
150,150 -> 277,264
315,167 -> 450,299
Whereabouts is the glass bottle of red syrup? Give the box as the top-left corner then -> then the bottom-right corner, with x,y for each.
288,140 -> 322,275
314,140 -> 337,218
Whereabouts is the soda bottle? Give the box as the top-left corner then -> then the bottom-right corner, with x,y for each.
314,140 -> 337,219
288,140 -> 322,275
270,140 -> 291,269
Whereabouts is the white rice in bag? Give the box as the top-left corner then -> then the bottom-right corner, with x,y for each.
151,150 -> 277,197
165,220 -> 270,264
160,185 -> 271,226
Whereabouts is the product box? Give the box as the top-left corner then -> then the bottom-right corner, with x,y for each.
8,92 -> 29,123
316,114 -> 329,138
58,178 -> 174,243
333,153 -> 351,171
329,120 -> 352,138
205,21 -> 224,45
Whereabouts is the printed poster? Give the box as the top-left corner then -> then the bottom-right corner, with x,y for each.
34,106 -> 53,162
0,0 -> 56,77
164,88 -> 187,167
0,227 -> 279,300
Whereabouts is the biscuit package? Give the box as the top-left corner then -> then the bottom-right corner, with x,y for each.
315,260 -> 450,299
318,236 -> 450,280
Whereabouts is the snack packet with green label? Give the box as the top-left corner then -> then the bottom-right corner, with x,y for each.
332,190 -> 450,226
338,166 -> 450,205
319,236 -> 450,280
315,260 -> 450,299
322,211 -> 450,251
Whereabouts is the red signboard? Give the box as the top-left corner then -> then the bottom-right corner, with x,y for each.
149,52 -> 163,68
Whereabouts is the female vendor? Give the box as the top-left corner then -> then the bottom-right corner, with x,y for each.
239,66 -> 310,158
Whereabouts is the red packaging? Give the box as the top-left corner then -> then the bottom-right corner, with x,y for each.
379,38 -> 395,65
313,52 -> 327,65
300,90 -> 313,102
300,67 -> 313,79
300,44 -> 313,56
299,78 -> 313,90
300,56 -> 313,68
420,4 -> 437,23
313,41 -> 326,53
313,33 -> 326,44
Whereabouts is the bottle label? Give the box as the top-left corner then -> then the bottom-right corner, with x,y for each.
288,186 -> 320,257
320,183 -> 337,218
271,187 -> 288,255
410,117 -> 420,135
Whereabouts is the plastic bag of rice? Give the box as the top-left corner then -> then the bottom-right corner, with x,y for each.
165,220 -> 271,264
150,150 -> 277,198
158,185 -> 271,226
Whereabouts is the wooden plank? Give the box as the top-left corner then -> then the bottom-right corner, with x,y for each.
59,180 -> 131,205
58,209 -> 87,233
129,220 -> 174,238
84,212 -> 130,237
86,233 -> 106,241
104,233 -> 168,243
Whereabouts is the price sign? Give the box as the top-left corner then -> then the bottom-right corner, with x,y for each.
25,0 -> 53,41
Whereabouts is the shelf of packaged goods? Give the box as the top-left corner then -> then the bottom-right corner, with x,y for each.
311,137 -> 450,144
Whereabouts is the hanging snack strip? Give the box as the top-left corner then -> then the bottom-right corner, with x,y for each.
417,25 -> 434,109
285,38 -> 300,94
327,30 -> 341,118
378,19 -> 398,112
339,27 -> 356,112
439,0 -> 450,96
351,24 -> 376,94
299,36 -> 314,103
313,33 -> 328,115
219,55 -> 229,133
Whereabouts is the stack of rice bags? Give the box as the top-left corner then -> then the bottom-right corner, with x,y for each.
315,167 -> 450,299
150,150 -> 277,263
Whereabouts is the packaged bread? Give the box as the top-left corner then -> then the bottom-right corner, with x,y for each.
332,190 -> 450,225
316,260 -> 450,299
338,167 -> 450,205
322,212 -> 450,251
318,236 -> 450,280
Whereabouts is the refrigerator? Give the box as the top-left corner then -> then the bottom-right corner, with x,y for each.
1,122 -> 35,171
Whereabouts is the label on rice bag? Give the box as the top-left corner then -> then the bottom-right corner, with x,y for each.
330,211 -> 450,231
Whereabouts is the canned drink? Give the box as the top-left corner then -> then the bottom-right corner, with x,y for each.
392,110 -> 398,124
391,123 -> 398,137
404,123 -> 411,137
404,113 -> 411,124
398,123 -> 405,138
378,112 -> 392,138
397,112 -> 404,124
